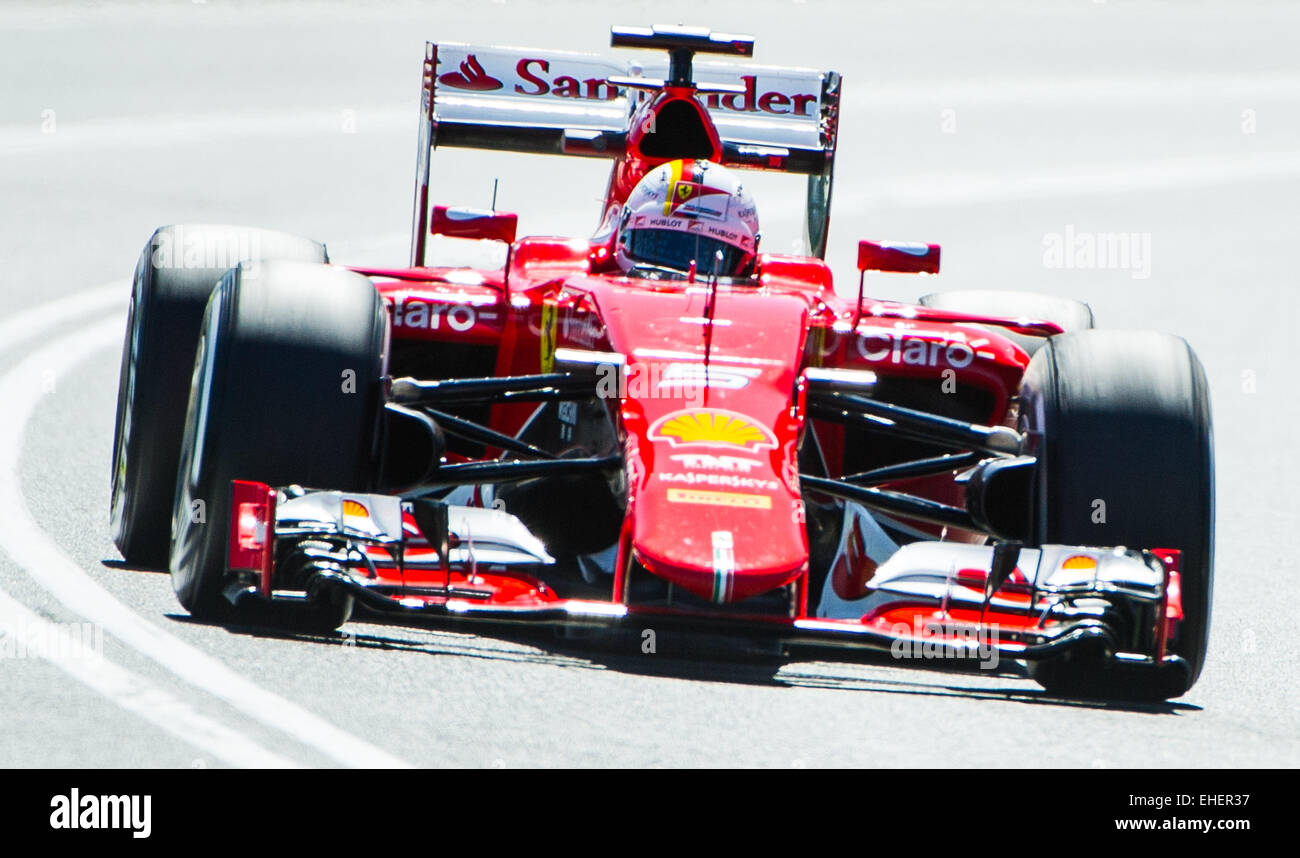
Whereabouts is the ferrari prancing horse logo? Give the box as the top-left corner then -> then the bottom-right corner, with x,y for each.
539,302 -> 557,372
664,181 -> 728,216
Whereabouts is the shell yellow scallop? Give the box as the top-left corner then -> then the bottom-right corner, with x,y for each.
648,409 -> 777,452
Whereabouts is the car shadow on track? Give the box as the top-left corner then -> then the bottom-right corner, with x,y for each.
101,559 -> 168,575
167,607 -> 1201,716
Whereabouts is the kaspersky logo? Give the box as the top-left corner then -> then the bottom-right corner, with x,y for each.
648,408 -> 777,453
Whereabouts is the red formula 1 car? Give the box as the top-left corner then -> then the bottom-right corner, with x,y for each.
111,26 -> 1213,700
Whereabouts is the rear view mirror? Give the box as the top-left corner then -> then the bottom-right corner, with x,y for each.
854,239 -> 941,326
857,239 -> 941,274
430,206 -> 518,244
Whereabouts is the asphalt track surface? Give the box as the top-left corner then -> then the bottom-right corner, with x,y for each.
1,0 -> 1298,768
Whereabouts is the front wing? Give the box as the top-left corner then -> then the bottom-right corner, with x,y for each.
225,481 -> 1189,688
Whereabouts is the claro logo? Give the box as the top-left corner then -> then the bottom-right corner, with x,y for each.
856,329 -> 975,369
391,298 -> 482,332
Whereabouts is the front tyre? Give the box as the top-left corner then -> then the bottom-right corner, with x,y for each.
170,260 -> 386,622
111,225 -> 328,567
1020,330 -> 1214,699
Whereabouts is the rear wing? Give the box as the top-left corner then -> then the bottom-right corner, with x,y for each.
410,27 -> 842,265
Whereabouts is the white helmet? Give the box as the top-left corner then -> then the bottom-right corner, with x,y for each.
615,159 -> 759,278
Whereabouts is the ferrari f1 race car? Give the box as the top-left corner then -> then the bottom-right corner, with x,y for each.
110,26 -> 1214,700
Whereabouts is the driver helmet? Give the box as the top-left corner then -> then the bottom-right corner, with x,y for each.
615,159 -> 759,278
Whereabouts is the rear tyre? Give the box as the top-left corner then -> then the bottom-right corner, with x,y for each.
919,290 -> 1093,357
1019,330 -> 1214,699
111,225 -> 328,567
170,260 -> 386,623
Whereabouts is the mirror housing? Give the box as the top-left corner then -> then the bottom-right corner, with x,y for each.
431,206 -> 518,244
857,240 -> 941,274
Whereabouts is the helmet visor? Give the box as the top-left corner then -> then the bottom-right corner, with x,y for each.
625,229 -> 750,277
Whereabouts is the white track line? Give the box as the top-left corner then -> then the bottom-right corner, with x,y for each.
853,71 -> 1300,109
838,149 -> 1300,210
0,281 -> 126,346
0,105 -> 412,156
0,588 -> 298,768
3,69 -> 1298,155
0,308 -> 412,769
735,148 -> 1300,223
4,68 -> 1298,155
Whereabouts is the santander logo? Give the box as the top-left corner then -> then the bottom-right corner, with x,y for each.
439,53 -> 817,117
439,55 -> 504,91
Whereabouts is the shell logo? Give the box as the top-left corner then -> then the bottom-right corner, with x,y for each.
1061,554 -> 1097,572
342,499 -> 370,520
648,408 -> 777,453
